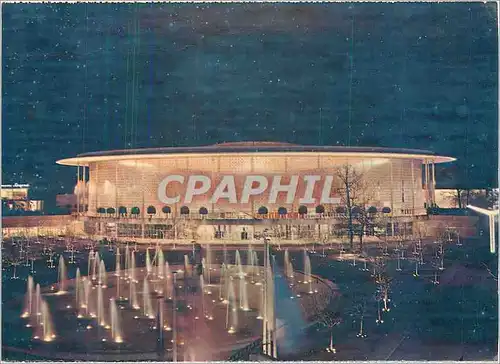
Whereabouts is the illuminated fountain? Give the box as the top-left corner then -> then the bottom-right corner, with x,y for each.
21,275 -> 34,318
142,278 -> 155,319
226,278 -> 238,334
146,248 -> 152,276
82,279 -> 93,317
88,250 -> 95,278
235,250 -> 244,278
34,299 -> 56,342
110,298 -> 123,343
8,243 -> 336,362
257,285 -> 264,320
97,284 -> 107,327
57,256 -> 67,294
98,260 -> 107,288
205,244 -> 212,284
304,252 -> 313,294
219,263 -> 227,302
200,274 -> 213,319
130,251 -> 137,283
157,248 -> 165,279
184,255 -> 191,277
35,284 -> 42,324
253,251 -> 261,280
239,277 -> 250,311
284,249 -> 295,285
75,268 -> 81,308
247,246 -> 256,283
115,247 -> 121,277
92,252 -> 100,281
124,244 -> 130,278
165,262 -> 173,299
76,277 -> 86,318
284,249 -> 290,278
130,280 -> 140,310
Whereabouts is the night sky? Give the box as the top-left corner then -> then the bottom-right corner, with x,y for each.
2,3 -> 498,209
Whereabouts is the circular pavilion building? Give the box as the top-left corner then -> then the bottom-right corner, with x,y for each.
57,142 -> 455,243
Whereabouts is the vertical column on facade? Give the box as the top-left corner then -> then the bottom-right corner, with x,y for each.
140,160 -> 145,240
211,157 -> 215,214
115,162 -> 118,215
425,159 -> 432,206
250,156 -> 256,239
425,160 -> 430,207
411,160 -> 416,216
77,163 -> 80,216
424,160 -> 428,207
95,163 -> 98,217
389,159 -> 394,235
431,161 -> 436,206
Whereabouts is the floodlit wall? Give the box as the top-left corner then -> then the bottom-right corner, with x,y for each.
86,154 -> 426,218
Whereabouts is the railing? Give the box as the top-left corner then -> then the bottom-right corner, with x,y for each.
227,338 -> 264,361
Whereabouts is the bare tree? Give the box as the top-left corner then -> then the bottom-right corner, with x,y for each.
335,163 -> 372,252
445,188 -> 498,209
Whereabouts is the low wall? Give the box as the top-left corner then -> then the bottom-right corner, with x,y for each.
2,215 -> 85,237
415,215 -> 478,238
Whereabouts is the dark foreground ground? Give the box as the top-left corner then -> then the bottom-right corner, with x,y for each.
2,236 -> 498,361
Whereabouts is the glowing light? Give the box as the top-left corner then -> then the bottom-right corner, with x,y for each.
114,336 -> 123,343
228,327 -> 236,334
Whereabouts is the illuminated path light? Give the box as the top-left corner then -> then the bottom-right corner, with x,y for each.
467,205 -> 499,253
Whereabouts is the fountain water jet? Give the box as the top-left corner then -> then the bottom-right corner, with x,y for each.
124,244 -> 130,278
226,278 -> 238,333
98,260 -> 107,287
88,250 -> 95,277
130,251 -> 137,283
21,275 -> 35,318
36,299 -> 56,342
82,279 -> 93,316
146,249 -> 152,276
110,298 -> 123,343
239,278 -> 250,311
57,256 -> 67,294
304,251 -> 313,293
157,249 -> 165,278
35,284 -> 42,324
130,280 -> 139,310
235,250 -> 244,278
253,251 -> 260,278
115,247 -> 121,277
97,284 -> 107,327
92,252 -> 100,281
75,268 -> 81,308
143,278 -> 155,318
257,285 -> 264,320
184,255 -> 191,277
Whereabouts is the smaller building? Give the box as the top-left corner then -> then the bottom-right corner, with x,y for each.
1,183 -> 44,213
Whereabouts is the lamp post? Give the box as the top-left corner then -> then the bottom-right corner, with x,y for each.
466,205 -> 499,253
172,272 -> 178,362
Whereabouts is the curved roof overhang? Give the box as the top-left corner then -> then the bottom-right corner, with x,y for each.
57,145 -> 455,167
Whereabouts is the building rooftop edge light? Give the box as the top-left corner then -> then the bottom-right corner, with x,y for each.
56,144 -> 456,166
